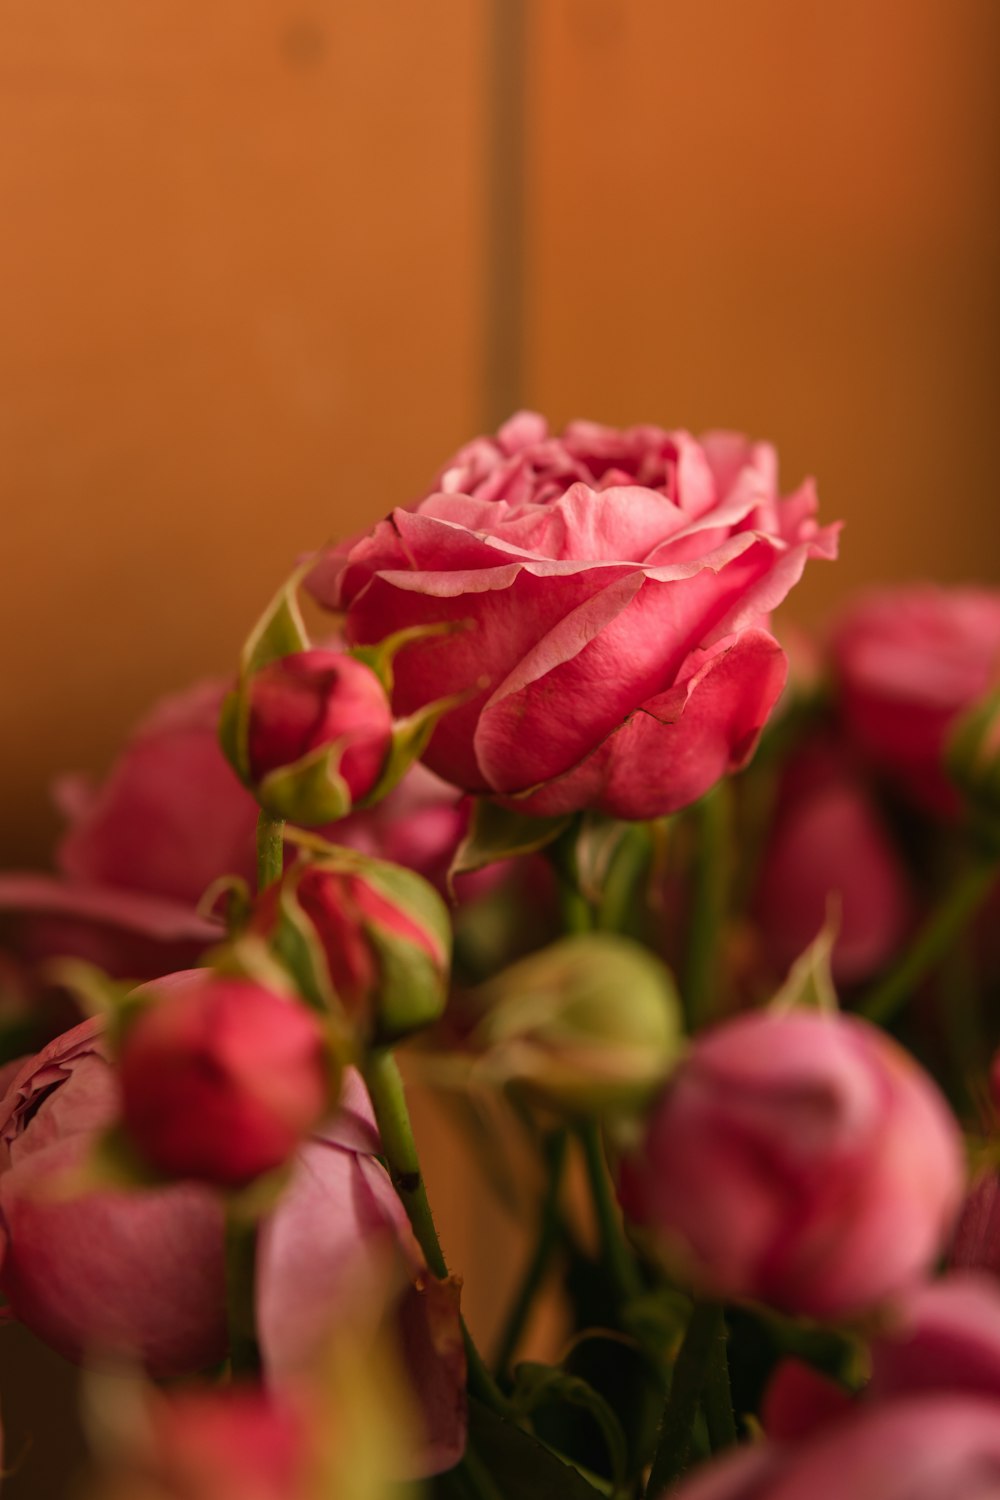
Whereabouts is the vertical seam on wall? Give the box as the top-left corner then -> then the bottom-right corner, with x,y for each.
485,0 -> 527,430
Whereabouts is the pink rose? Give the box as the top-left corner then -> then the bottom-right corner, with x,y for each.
617,1011 -> 963,1318
0,679 -> 259,979
830,584 -> 1000,817
0,1016 -> 228,1376
870,1274 -> 1000,1404
119,973 -> 333,1188
753,738 -> 912,984
311,413 -> 837,820
672,1395 -> 1000,1500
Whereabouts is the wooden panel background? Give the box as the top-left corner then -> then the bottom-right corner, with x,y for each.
0,2 -> 998,1492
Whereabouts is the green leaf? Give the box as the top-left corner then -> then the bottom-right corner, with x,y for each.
450,801 -> 573,890
466,1400 -> 608,1500
512,1364 -> 630,1494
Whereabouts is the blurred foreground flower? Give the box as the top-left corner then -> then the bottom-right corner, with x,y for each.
618,1009 -> 964,1317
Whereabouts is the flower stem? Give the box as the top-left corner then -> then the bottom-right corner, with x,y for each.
578,1121 -> 642,1306
645,1301 -> 728,1496
256,810 -> 285,891
362,1047 -> 516,1418
224,1214 -> 260,1377
493,1129 -> 567,1377
859,855 -> 998,1026
683,785 -> 731,1032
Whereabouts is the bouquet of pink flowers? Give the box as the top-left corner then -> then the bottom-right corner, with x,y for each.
3,413 -> 1000,1499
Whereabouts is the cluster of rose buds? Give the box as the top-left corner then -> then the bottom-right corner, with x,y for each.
3,412 -> 1000,1500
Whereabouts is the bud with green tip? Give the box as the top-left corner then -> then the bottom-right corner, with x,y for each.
461,934 -> 682,1117
221,569 -> 470,827
252,850 -> 452,1046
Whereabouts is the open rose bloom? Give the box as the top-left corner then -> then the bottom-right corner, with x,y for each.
311,414 -> 838,818
8,414 -> 1000,1500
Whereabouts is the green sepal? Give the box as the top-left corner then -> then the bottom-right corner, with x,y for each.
196,874 -> 252,934
267,867 -> 341,1017
256,740 -> 354,826
76,1122 -> 173,1194
769,908 -> 840,1015
449,799 -> 574,892
366,926 -> 448,1045
206,933 -> 299,996
360,860 -> 452,1044
362,688 -> 468,809
39,959 -> 133,1022
241,564 -> 311,678
222,564 -> 312,781
349,618 -> 472,696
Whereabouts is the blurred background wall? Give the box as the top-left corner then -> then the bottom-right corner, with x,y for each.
0,1 -> 998,1490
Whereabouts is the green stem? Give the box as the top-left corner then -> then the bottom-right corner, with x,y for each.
493,1130 -> 567,1377
578,1121 -> 642,1306
225,1214 -> 261,1377
682,785 -> 731,1032
859,856 -> 998,1026
362,1048 -> 516,1418
256,810 -> 285,891
645,1302 -> 727,1496
223,812 -> 284,1377
363,1048 -> 448,1277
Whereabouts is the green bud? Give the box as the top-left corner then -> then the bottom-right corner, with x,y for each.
466,934 -> 682,1117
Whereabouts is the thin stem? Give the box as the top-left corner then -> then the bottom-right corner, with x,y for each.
256,810 -> 285,891
682,785 -> 731,1032
362,1048 -> 516,1418
859,856 -> 998,1026
363,1049 -> 448,1276
493,1130 -> 568,1377
578,1121 -> 642,1306
645,1302 -> 727,1496
225,1214 -> 260,1377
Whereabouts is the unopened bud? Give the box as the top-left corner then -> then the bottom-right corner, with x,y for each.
466,934 -> 681,1117
253,853 -> 451,1045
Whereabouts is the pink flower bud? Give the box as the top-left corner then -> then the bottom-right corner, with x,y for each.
753,739 -> 912,985
870,1274 -> 1000,1404
245,649 -> 392,800
0,679 -> 259,981
618,1011 -> 964,1318
253,856 -> 450,1043
830,585 -> 1000,819
0,1017 -> 227,1376
674,1396 -> 1000,1500
119,973 -> 334,1188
